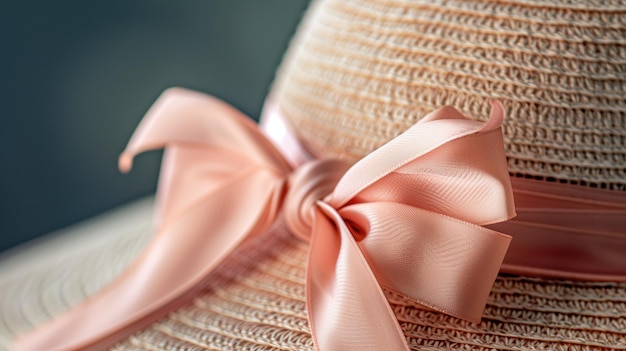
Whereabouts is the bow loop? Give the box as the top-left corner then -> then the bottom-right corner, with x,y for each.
119,87 -> 291,175
340,202 -> 511,322
328,101 -> 513,219
15,88 -> 293,351
353,122 -> 515,225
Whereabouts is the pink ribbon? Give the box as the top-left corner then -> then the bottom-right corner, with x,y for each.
15,88 -> 515,351
494,177 -> 626,281
262,100 -> 626,282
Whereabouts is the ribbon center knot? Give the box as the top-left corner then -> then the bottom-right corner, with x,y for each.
284,159 -> 350,241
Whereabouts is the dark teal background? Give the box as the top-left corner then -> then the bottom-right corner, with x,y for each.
0,1 -> 310,252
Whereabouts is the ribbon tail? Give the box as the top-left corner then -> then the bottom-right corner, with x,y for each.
14,170 -> 280,351
306,202 -> 409,351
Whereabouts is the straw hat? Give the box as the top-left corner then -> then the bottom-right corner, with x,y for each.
3,0 -> 626,350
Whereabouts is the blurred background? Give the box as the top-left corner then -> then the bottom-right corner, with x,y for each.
0,1 -> 310,253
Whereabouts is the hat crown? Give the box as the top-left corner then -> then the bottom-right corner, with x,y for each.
270,0 -> 626,191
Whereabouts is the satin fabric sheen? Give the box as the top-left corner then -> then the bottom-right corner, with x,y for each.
494,178 -> 626,281
263,100 -> 626,282
15,88 -> 516,351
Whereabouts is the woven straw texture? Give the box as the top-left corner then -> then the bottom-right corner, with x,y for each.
2,203 -> 625,350
111,221 -> 626,350
0,198 -> 154,351
271,0 -> 626,190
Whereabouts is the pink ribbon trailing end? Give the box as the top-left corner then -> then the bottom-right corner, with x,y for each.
15,88 -> 516,351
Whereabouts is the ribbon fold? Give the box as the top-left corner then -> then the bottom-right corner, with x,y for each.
16,88 -> 515,351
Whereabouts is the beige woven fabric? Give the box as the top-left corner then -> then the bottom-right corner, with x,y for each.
0,198 -> 154,351
271,0 -> 626,190
110,222 -> 626,350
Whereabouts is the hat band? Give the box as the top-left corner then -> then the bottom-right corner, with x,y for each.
495,177 -> 626,281
261,98 -> 626,282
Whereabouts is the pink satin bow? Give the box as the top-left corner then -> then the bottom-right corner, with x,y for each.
15,88 -> 515,351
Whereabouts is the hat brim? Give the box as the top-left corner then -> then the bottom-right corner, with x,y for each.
2,196 -> 625,350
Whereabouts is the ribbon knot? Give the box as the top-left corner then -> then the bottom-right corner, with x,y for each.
15,88 -> 516,351
285,159 -> 350,241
